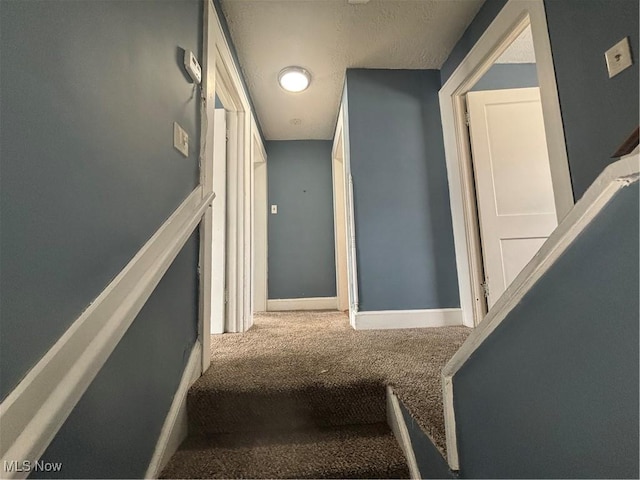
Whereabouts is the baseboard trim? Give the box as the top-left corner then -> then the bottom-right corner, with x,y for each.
0,187 -> 214,479
354,308 -> 463,330
386,386 -> 421,480
267,297 -> 337,311
145,341 -> 202,479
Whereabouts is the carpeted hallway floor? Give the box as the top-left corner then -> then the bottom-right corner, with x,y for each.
160,311 -> 470,479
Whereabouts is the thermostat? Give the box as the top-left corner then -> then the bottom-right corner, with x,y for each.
184,50 -> 202,84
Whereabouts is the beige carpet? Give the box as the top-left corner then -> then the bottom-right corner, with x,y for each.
190,311 -> 470,457
160,423 -> 410,479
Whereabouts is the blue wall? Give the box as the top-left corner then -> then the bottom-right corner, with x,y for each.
1,0 -> 202,476
32,234 -> 200,479
266,141 -> 337,299
440,0 -> 508,84
345,69 -> 459,312
471,63 -> 538,91
545,0 -> 639,198
0,0 -> 201,400
454,182 -> 639,478
442,0 -> 639,200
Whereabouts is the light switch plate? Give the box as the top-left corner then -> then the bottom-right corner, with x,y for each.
173,122 -> 189,157
605,37 -> 633,78
271,205 -> 278,214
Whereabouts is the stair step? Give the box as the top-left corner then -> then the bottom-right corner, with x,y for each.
187,381 -> 387,435
160,423 -> 410,479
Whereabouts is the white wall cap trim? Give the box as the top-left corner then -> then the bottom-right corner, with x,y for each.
145,342 -> 202,479
386,386 -> 422,480
0,187 -> 214,478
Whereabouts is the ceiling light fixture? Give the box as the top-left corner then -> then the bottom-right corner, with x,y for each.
278,66 -> 311,93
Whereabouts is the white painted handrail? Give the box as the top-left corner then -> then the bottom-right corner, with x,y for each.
0,186 -> 214,479
441,155 -> 639,471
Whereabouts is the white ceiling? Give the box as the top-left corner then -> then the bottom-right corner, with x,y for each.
495,26 -> 536,64
220,0 -> 485,140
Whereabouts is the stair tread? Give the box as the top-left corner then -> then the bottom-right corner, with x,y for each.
159,423 -> 410,479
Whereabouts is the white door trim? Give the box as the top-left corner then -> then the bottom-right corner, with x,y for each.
441,155 -> 639,472
337,86 -> 360,327
438,0 -> 573,328
205,0 -> 260,342
332,108 -> 349,312
210,108 -> 227,335
199,0 -> 216,372
252,120 -> 268,313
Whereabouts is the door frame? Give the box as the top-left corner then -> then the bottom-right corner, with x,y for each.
438,0 -> 574,328
252,121 -> 268,312
210,108 -> 227,335
201,0 -> 262,371
333,94 -> 360,327
332,109 -> 349,312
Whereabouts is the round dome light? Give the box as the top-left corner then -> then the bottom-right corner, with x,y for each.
278,67 -> 311,93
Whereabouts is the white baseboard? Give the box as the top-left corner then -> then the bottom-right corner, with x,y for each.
0,187 -> 214,479
267,297 -> 337,311
354,308 -> 463,330
145,341 -> 202,479
386,386 -> 421,480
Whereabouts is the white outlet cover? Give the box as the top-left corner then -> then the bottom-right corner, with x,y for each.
605,37 -> 633,78
173,122 -> 189,157
271,205 -> 278,214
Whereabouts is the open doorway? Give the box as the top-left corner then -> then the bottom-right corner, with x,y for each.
465,25 -> 557,310
439,1 -> 574,327
210,82 -> 266,334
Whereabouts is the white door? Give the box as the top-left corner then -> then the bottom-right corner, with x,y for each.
467,87 -> 557,309
211,108 -> 227,334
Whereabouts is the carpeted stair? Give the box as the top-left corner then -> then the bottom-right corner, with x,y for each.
160,311 -> 470,479
160,424 -> 408,479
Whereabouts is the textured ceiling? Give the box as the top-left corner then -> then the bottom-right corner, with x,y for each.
496,25 -> 535,64
220,0 -> 485,140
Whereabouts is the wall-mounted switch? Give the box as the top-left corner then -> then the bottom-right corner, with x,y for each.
271,205 -> 278,214
605,37 -> 633,78
173,122 -> 189,157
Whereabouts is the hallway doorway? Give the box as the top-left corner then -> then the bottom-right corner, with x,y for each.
464,26 -> 558,309
439,3 -> 574,327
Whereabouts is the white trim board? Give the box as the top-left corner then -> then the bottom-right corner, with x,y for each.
386,386 -> 422,480
145,341 -> 202,479
207,0 -> 262,337
354,309 -> 463,330
438,0 -> 573,328
0,187 -> 214,479
267,297 -> 338,311
252,117 -> 268,314
441,155 -> 639,472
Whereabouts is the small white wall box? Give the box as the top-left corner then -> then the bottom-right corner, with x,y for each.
184,50 -> 202,84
